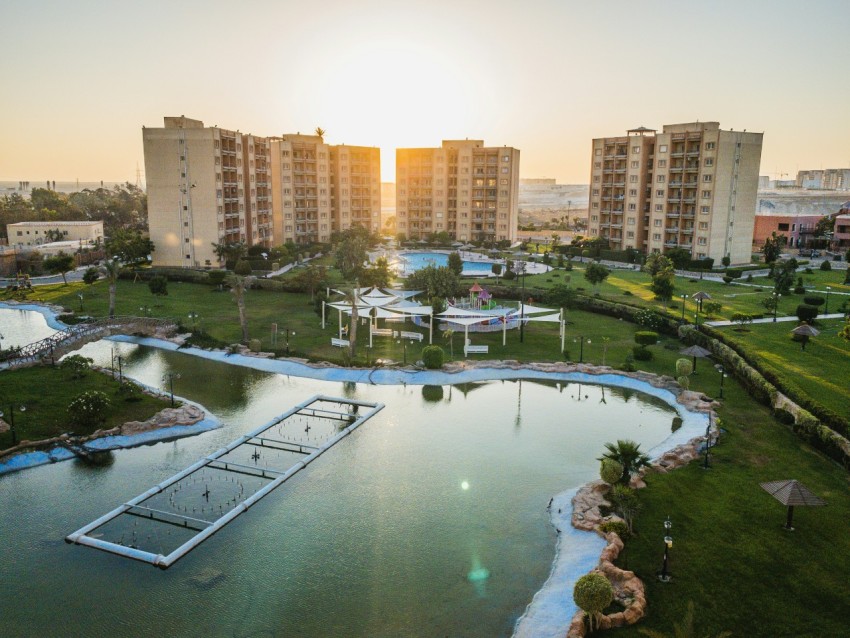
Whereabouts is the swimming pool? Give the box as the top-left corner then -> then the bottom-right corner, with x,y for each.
396,251 -> 501,276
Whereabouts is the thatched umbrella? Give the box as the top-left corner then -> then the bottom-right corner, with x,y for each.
791,322 -> 820,351
760,479 -> 825,530
679,344 -> 712,373
692,290 -> 712,312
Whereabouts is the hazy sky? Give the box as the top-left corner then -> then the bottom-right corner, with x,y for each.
2,0 -> 848,184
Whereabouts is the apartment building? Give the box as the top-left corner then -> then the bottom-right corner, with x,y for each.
7,220 -> 103,248
396,140 -> 520,244
588,122 -> 763,265
143,116 -> 270,267
329,145 -> 381,235
796,169 -> 850,190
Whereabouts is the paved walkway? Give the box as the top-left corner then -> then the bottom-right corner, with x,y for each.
704,312 -> 847,327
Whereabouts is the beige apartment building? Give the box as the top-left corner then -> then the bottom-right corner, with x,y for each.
7,220 -> 104,248
588,122 -> 763,265
143,116 -> 271,268
396,140 -> 520,244
329,145 -> 381,235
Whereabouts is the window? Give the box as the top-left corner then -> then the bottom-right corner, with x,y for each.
501,167 -> 509,174
704,158 -> 714,167
627,231 -> 635,239
657,159 -> 667,168
698,237 -> 707,245
628,203 -> 636,211
654,219 -> 662,226
703,174 -> 713,182
705,142 -> 715,151
632,146 -> 640,154
591,215 -> 598,222
500,178 -> 508,185
656,189 -> 665,197
700,206 -> 710,214
653,233 -> 662,241
631,161 -> 639,168
592,189 -> 600,196
595,149 -> 602,156
502,155 -> 510,162
592,202 -> 599,209
701,190 -> 711,199
655,204 -> 663,212
657,175 -> 665,183
627,217 -> 636,225
281,150 -> 289,157
594,175 -> 600,182
628,189 -> 637,196
658,145 -> 668,153
777,223 -> 790,231
594,162 -> 602,169
629,175 -> 638,183
699,222 -> 708,230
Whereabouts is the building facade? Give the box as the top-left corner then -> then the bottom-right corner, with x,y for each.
6,220 -> 104,248
329,145 -> 381,235
588,122 -> 763,265
396,140 -> 520,244
143,116 -> 270,268
796,169 -> 850,190
752,213 -> 823,249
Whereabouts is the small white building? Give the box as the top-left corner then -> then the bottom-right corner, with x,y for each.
6,221 -> 104,249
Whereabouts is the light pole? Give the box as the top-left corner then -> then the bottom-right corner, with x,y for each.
78,293 -> 84,312
772,292 -> 781,322
0,404 -> 26,446
520,262 -> 527,343
397,338 -> 413,365
164,372 -> 181,407
117,355 -> 124,385
285,328 -> 295,356
825,286 -> 831,315
139,305 -> 150,317
188,311 -> 199,329
715,363 -> 726,399
658,516 -> 673,582
680,294 -> 689,321
573,336 -> 591,363
703,414 -> 712,469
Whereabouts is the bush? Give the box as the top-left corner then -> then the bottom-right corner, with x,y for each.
148,275 -> 168,296
796,304 -> 818,322
820,260 -> 832,271
598,520 -> 630,539
117,381 -> 143,402
59,354 -> 93,378
82,267 -> 99,285
774,408 -> 796,425
621,353 -> 636,372
68,391 -> 110,427
208,270 -> 227,286
573,573 -> 614,633
600,458 -> 624,485
722,276 -> 735,285
502,269 -> 516,281
248,339 -> 262,352
803,295 -> 825,307
234,260 -> 253,276
634,331 -> 659,347
725,268 -> 743,279
633,345 -> 653,361
421,345 -> 445,369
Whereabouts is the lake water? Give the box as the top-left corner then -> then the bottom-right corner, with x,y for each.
0,308 -> 681,637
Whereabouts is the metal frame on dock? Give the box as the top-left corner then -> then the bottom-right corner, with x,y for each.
65,395 -> 384,568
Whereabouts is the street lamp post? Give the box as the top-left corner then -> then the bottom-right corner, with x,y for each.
520,262 -> 527,343
658,517 -> 673,582
397,338 -> 413,365
285,328 -> 295,356
825,286 -> 831,315
117,355 -> 124,385
164,372 -> 181,407
0,404 -> 26,446
715,363 -> 726,399
188,311 -> 199,329
680,294 -> 689,321
772,292 -> 781,322
573,336 -> 591,363
78,293 -> 84,312
139,305 -> 150,317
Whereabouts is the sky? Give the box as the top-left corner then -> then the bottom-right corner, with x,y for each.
2,0 -> 849,185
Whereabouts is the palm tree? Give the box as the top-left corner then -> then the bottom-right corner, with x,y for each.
443,328 -> 455,359
599,439 -> 651,485
229,273 -> 255,342
101,259 -> 120,318
315,127 -> 326,140
638,601 -> 731,638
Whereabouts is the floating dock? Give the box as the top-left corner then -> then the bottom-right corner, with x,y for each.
65,394 -> 384,568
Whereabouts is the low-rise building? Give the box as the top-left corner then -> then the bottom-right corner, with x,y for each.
6,221 -> 104,248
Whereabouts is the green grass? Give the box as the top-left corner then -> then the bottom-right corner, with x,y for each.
0,365 -> 170,450
611,370 -> 850,637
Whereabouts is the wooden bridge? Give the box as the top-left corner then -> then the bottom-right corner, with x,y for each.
2,316 -> 177,368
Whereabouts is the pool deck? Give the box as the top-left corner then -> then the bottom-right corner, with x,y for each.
0,300 -> 709,637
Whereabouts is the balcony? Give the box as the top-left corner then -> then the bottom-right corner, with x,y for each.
685,165 -> 699,172
669,167 -> 684,173
666,227 -> 679,233
613,181 -> 625,187
681,228 -> 694,234
671,151 -> 685,158
686,151 -> 701,157
667,213 -> 681,218
668,197 -> 682,203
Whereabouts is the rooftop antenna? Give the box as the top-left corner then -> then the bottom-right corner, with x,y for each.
135,163 -> 143,189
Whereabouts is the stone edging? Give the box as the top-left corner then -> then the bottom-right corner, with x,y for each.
566,393 -> 716,637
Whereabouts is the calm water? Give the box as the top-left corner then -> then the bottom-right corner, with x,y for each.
0,309 -> 678,637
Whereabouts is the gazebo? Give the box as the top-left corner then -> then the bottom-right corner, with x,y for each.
791,322 -> 820,351
679,344 -> 712,373
760,479 -> 826,530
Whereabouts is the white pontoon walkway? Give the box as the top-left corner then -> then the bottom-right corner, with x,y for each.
65,395 -> 384,568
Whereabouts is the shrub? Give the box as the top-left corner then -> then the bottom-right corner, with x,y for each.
59,354 -> 93,378
598,520 -> 630,539
82,267 -> 99,285
725,268 -> 743,279
208,270 -> 227,286
248,338 -> 262,352
803,295 -> 825,307
633,345 -> 653,361
774,408 -> 796,425
148,275 -> 168,296
502,269 -> 516,281
796,304 -> 818,322
573,572 -> 614,633
820,260 -> 832,271
117,381 -> 143,402
634,331 -> 659,347
621,353 -> 636,372
421,345 -> 445,369
600,458 -> 624,485
68,391 -> 110,427
234,260 -> 253,276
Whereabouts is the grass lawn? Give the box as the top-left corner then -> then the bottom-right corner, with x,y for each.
0,365 -> 170,450
714,318 -> 850,419
611,369 -> 850,637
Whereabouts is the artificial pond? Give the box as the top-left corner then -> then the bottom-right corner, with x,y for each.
0,307 -> 703,637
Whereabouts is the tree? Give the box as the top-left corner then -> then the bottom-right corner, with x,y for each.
447,252 -> 463,276
651,268 -> 676,302
442,329 -> 455,359
761,232 -> 786,264
293,265 -> 329,299
600,458 -> 624,485
796,304 -> 818,323
360,257 -> 392,289
101,259 -> 121,318
83,266 -> 99,285
839,317 -> 850,342
229,273 -> 255,342
60,354 -> 94,379
644,253 -> 673,277
212,241 -> 247,265
491,263 -> 502,281
584,262 -> 610,292
106,229 -> 154,264
676,358 -> 693,390
599,440 -> 651,485
315,127 -> 326,140
761,295 -> 779,314
573,572 -> 613,633
421,345 -> 444,369
234,259 -> 252,276
43,252 -> 75,285
148,275 -> 168,296
813,215 -> 835,239
665,248 -> 691,270
546,283 -> 576,310
334,227 -> 370,280
607,484 -> 641,533
406,265 -> 459,299
773,259 -> 796,295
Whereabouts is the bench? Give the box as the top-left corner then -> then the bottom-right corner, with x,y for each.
464,345 -> 489,355
331,338 -> 350,348
399,331 -> 424,342
371,328 -> 394,337
384,316 -> 405,323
